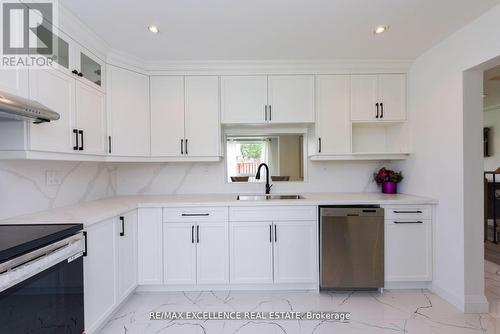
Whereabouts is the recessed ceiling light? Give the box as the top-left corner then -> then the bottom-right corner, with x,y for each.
374,25 -> 389,35
148,25 -> 159,34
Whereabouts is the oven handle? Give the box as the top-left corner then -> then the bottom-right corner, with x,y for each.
0,232 -> 85,275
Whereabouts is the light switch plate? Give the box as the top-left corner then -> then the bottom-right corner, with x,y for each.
46,170 -> 63,186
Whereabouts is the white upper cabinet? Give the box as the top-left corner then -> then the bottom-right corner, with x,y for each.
350,74 -> 406,122
221,76 -> 268,124
268,75 -> 315,123
150,75 -> 220,158
350,75 -> 378,121
107,65 -> 150,157
221,75 -> 315,124
75,81 -> 106,155
29,69 -> 75,153
184,76 -> 220,157
0,68 -> 29,98
315,75 -> 351,155
150,76 -> 185,157
378,75 -> 407,121
72,46 -> 105,91
28,66 -> 106,155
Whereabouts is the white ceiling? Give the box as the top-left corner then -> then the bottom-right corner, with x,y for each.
63,0 -> 500,61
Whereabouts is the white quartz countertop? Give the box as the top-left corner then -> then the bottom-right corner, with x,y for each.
0,193 -> 437,227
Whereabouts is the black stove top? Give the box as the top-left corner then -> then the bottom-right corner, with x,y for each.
0,224 -> 83,263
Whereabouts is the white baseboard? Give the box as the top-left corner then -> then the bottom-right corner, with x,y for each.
431,282 -> 488,313
431,282 -> 465,312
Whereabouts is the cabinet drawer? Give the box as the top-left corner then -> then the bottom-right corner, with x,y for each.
163,207 -> 228,222
230,206 -> 317,222
384,206 -> 431,220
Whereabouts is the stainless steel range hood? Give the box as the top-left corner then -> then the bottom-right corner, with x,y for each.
0,91 -> 60,123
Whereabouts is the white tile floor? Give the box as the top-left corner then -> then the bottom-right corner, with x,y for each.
98,262 -> 500,334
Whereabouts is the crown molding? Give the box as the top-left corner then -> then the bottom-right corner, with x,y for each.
107,49 -> 413,75
57,2 -> 111,61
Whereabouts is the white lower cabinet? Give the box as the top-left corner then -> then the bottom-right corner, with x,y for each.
230,222 -> 274,284
84,218 -> 116,333
84,210 -> 138,333
117,210 -> 138,301
196,222 -> 230,284
230,220 -> 317,285
137,208 -> 163,285
273,221 -> 317,284
383,206 -> 433,282
163,223 -> 197,284
163,221 -> 229,285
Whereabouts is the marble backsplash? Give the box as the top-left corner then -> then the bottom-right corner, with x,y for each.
0,161 -> 116,220
115,160 -> 391,196
0,159 -> 397,220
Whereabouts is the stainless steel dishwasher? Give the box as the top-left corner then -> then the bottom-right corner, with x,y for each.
319,206 -> 384,290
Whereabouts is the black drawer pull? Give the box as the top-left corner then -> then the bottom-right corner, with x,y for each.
394,221 -> 423,224
181,213 -> 209,217
393,210 -> 423,214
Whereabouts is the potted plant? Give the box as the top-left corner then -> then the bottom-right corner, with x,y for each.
374,168 -> 403,194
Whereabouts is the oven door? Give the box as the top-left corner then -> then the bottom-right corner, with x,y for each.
0,235 -> 85,334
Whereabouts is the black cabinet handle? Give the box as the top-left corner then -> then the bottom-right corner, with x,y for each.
182,213 -> 209,217
78,72 -> 83,77
73,129 -> 79,150
318,137 -> 322,153
264,105 -> 268,121
393,221 -> 423,224
196,225 -> 200,243
108,136 -> 112,154
72,69 -> 78,75
78,130 -> 84,150
83,231 -> 88,256
191,225 -> 195,243
119,216 -> 125,236
274,224 -> 277,242
393,210 -> 423,214
181,139 -> 184,155
375,103 -> 380,118
380,102 -> 384,118
185,139 -> 188,155
269,105 -> 272,121
269,224 -> 272,243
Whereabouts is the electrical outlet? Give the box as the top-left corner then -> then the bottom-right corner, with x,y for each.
45,170 -> 63,186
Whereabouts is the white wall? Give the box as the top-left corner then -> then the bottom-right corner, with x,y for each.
484,109 -> 500,171
396,3 -> 500,312
0,161 -> 116,220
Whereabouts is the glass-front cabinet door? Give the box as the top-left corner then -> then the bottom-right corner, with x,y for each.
53,35 -> 70,70
76,48 -> 104,90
